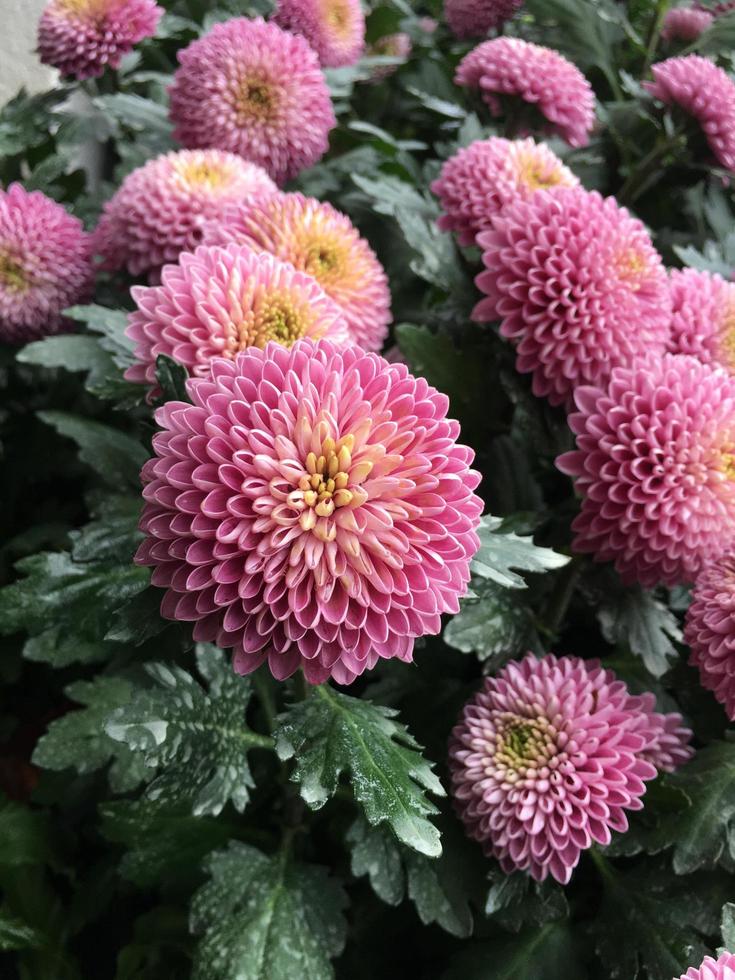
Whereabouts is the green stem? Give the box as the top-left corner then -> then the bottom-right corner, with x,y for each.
253,668 -> 278,733
588,846 -> 615,882
617,126 -> 687,205
542,556 -> 585,636
642,0 -> 672,76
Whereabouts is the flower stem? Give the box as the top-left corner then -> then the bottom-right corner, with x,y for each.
617,126 -> 687,205
642,0 -> 672,76
542,556 -> 585,637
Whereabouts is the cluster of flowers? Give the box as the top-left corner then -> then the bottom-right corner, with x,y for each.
5,0 -> 735,931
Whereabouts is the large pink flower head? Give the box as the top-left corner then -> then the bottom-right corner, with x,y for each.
678,954 -> 735,980
557,354 -> 735,588
444,0 -> 524,39
0,183 -> 93,345
430,136 -> 579,247
93,150 -> 277,280
168,18 -> 336,185
136,339 -> 483,684
37,0 -> 162,80
473,187 -> 671,407
126,244 -> 349,390
685,555 -> 735,719
202,192 -> 390,351
455,38 -> 595,148
668,268 -> 735,373
449,654 -> 671,884
661,6 -> 713,42
644,55 -> 735,172
272,0 -> 365,68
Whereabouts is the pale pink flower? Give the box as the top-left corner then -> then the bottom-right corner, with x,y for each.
273,0 -> 365,67
661,6 -> 713,42
686,555 -> 735,719
444,0 -> 524,39
678,953 -> 735,980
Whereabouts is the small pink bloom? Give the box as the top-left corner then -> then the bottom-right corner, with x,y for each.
661,7 -> 713,42
0,183 -> 93,344
444,0 -> 524,39
38,0 -> 162,79
136,339 -> 483,683
686,555 -> 735,719
273,0 -> 365,67
557,354 -> 735,587
455,37 -> 595,147
668,268 -> 735,373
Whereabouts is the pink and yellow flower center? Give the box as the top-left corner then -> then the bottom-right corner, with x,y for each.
321,0 -> 351,37
301,235 -> 348,289
515,151 -> 568,193
0,252 -> 30,293
615,248 -> 649,291
225,291 -> 317,354
175,159 -> 230,191
718,301 -> 735,371
492,713 -> 560,782
55,0 -> 109,20
233,76 -> 278,124
286,433 -> 373,537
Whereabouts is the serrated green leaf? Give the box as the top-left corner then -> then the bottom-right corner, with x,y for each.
69,495 -> 142,564
17,334 -> 139,406
106,645 -> 272,816
597,585 -> 682,677
472,515 -> 569,589
32,677 -> 148,794
100,798 -> 239,888
445,579 -> 537,666
155,355 -> 190,404
485,869 -> 568,933
0,908 -> 41,951
276,685 -> 444,857
190,841 -> 347,980
65,305 -> 135,371
38,411 -> 147,489
443,923 -> 583,980
346,816 -> 473,937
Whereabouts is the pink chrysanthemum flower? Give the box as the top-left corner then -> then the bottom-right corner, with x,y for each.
661,6 -> 713,41
644,55 -> 735,172
136,339 -> 483,683
449,654 -> 662,884
93,150 -> 277,280
678,953 -> 735,980
444,0 -> 524,39
202,192 -> 390,351
272,0 -> 365,67
455,38 -> 595,148
431,137 -> 579,247
557,354 -> 735,588
626,692 -> 694,772
366,33 -> 412,81
37,0 -> 162,80
668,268 -> 735,373
169,18 -> 336,185
473,187 -> 671,407
685,555 -> 735,719
126,244 -> 349,390
0,183 -> 93,345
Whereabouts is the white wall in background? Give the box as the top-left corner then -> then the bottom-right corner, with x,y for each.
0,0 -> 57,105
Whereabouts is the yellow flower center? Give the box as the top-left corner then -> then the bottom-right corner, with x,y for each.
615,248 -> 648,291
233,77 -> 276,124
176,159 -> 229,190
517,153 -> 566,192
322,0 -> 350,35
493,714 -> 558,779
0,252 -> 30,293
56,0 -> 108,19
719,303 -> 735,372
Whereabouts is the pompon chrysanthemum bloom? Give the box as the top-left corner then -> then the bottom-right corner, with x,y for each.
661,6 -> 713,42
37,0 -> 162,80
366,33 -> 412,82
644,55 -> 735,172
135,339 -> 483,683
627,692 -> 694,772
557,354 -> 735,588
473,187 -> 671,407
202,192 -> 390,351
272,0 -> 365,67
444,0 -> 524,39
93,150 -> 277,280
449,654 -> 667,884
126,244 -> 349,390
430,136 -> 579,247
168,18 -> 336,185
678,953 -> 735,980
685,555 -> 735,719
455,38 -> 595,147
668,268 -> 735,372
0,183 -> 93,345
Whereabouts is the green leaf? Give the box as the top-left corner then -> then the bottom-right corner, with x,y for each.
276,685 -> 444,857
721,902 -> 735,951
38,411 -> 148,490
525,0 -> 623,76
0,551 -> 148,667
33,677 -> 148,794
472,515 -> 569,589
695,10 -> 735,53
0,908 -> 41,951
346,816 -> 473,937
597,585 -> 682,677
69,495 -> 142,564
155,355 -> 190,404
65,305 -> 135,371
115,907 -> 192,980
590,858 -> 714,980
190,841 -> 347,980
485,869 -> 569,933
444,579 -> 537,666
100,797 -> 239,888
394,323 -> 486,415
0,798 -> 53,868
17,334 -> 139,406
443,923 -> 584,980
662,741 -> 735,874
106,645 -> 272,816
